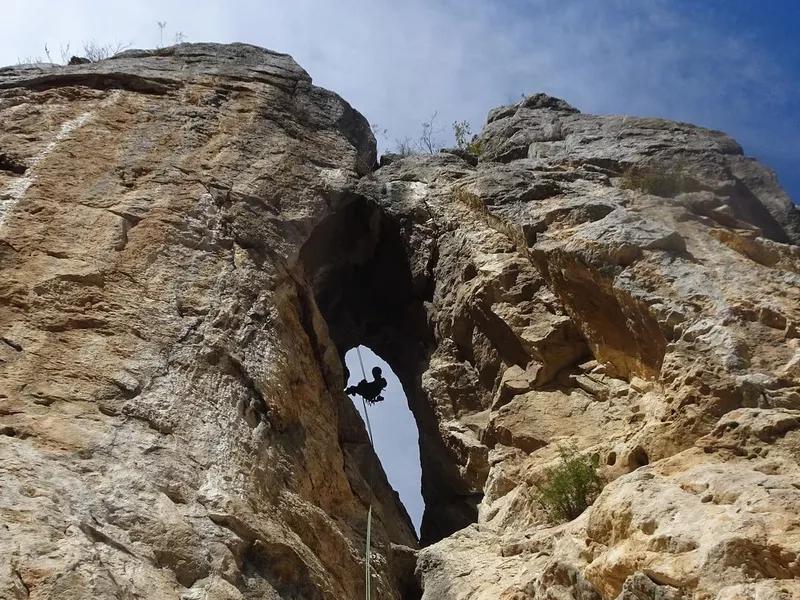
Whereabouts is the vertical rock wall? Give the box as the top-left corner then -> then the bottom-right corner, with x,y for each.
356,96 -> 800,599
0,44 -> 415,600
2,44 -> 800,600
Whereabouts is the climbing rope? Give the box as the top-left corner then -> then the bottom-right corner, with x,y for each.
356,347 -> 376,444
356,346 -> 375,600
365,504 -> 373,600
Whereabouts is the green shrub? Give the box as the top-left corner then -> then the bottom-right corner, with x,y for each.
539,444 -> 604,522
466,139 -> 484,156
453,120 -> 483,156
620,163 -> 691,197
453,120 -> 471,148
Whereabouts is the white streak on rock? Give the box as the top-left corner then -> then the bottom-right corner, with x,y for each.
0,111 -> 94,229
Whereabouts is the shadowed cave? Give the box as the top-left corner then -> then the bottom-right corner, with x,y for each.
299,195 -> 481,546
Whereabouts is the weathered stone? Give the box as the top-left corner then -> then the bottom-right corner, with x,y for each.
2,45 -> 800,600
615,572 -> 684,600
478,95 -> 800,244
0,43 -> 408,600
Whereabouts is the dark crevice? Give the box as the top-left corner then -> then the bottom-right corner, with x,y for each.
79,521 -> 137,557
0,72 -> 178,95
0,153 -> 27,175
108,209 -> 143,227
628,446 -> 650,471
1,337 -> 23,352
42,317 -> 109,332
286,268 -> 341,400
12,568 -> 30,598
725,178 -> 793,244
111,379 -> 141,401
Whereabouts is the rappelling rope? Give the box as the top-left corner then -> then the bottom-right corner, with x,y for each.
355,347 -> 376,444
356,346 -> 375,600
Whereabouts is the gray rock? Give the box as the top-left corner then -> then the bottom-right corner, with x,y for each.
615,572 -> 684,600
476,98 -> 799,244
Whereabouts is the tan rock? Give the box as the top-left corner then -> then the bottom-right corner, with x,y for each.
3,49 -> 800,600
0,44 -> 413,600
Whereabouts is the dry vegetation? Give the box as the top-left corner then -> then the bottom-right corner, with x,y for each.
620,162 -> 692,197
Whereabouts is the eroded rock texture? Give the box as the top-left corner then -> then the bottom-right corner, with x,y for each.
1,45 -> 800,600
0,44 -> 415,600
357,96 -> 800,599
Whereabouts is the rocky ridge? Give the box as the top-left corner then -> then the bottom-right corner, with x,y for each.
1,44 -> 799,600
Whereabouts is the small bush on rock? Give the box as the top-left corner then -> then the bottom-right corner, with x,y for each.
81,40 -> 131,62
453,120 -> 483,156
394,137 -> 417,157
539,444 -> 604,522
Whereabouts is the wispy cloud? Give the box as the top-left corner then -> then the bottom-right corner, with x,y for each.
4,1 -> 796,163
282,1 -> 796,195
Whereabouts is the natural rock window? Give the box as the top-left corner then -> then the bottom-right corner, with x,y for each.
344,346 -> 423,534
299,194 -> 476,545
628,445 -> 650,470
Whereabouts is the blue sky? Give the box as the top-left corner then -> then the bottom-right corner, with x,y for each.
345,347 -> 423,533
2,1 -> 798,531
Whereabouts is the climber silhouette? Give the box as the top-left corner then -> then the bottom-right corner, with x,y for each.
345,366 -> 387,404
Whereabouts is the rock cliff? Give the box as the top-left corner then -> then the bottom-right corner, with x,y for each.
1,44 -> 799,600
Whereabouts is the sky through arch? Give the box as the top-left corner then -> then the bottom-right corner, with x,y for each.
345,346 -> 423,535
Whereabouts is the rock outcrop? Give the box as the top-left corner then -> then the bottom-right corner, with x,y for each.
0,44 -> 414,600
2,44 -> 799,600
355,96 -> 800,599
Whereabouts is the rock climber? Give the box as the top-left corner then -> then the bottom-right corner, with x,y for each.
345,366 -> 387,404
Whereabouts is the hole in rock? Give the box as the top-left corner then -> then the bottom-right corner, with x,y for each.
345,346 -> 423,535
300,194 -> 481,545
628,445 -> 650,471
0,153 -> 27,175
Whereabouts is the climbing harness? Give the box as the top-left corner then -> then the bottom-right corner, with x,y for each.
356,346 -> 376,600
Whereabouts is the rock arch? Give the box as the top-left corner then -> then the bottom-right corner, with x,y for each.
299,193 -> 481,544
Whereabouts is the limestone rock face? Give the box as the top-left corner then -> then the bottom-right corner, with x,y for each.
353,96 -> 800,599
0,44 -> 414,600
2,44 -> 800,600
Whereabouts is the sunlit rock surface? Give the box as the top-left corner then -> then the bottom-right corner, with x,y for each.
357,95 -> 800,600
2,43 -> 800,600
0,44 -> 415,600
